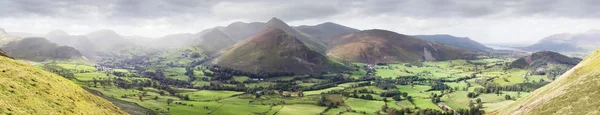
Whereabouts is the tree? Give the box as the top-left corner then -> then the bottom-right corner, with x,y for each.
505,94 -> 512,100
476,98 -> 482,103
392,95 -> 401,101
138,95 -> 143,101
298,91 -> 304,97
365,94 -> 374,100
184,95 -> 190,100
92,77 -> 98,87
167,99 -> 174,105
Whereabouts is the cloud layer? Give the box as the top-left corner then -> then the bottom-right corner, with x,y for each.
1,0 -> 600,44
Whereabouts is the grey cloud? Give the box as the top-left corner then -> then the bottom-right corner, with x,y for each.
210,0 -> 342,21
2,0 -> 600,21
109,0 -> 216,19
514,0 -> 600,18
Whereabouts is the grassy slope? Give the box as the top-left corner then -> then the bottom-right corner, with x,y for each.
499,49 -> 600,115
0,56 -> 126,114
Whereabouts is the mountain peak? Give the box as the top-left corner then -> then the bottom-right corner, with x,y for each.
319,22 -> 339,26
265,17 -> 289,26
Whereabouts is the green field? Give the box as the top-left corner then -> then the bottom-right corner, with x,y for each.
39,54 -> 552,115
180,90 -> 244,101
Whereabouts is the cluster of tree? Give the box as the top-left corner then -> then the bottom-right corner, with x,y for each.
207,65 -> 295,79
473,79 -> 549,93
142,70 -> 192,88
374,78 -> 398,90
431,93 -> 442,103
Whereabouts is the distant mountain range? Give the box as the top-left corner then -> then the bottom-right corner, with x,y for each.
1,17 -> 489,73
521,30 -> 600,52
413,34 -> 491,52
500,48 -> 600,114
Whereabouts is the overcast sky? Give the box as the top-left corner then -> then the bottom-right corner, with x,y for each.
1,0 -> 600,45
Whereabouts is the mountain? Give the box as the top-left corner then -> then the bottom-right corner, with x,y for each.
0,55 -> 126,114
217,22 -> 265,42
0,28 -> 22,46
413,34 -> 490,52
45,30 -> 96,58
510,51 -> 581,77
499,48 -> 600,115
1,37 -> 84,62
150,33 -> 196,49
85,29 -> 133,51
522,30 -> 600,52
215,28 -> 349,74
124,35 -> 154,46
193,29 -> 236,55
295,22 -> 360,43
327,29 -> 474,64
260,17 -> 327,54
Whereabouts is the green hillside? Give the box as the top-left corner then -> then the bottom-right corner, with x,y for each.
499,48 -> 600,115
215,27 -> 349,73
1,37 -> 84,62
0,54 -> 126,114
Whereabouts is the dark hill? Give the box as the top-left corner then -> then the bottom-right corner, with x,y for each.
328,29 -> 474,64
215,28 -> 349,74
1,37 -> 84,62
510,51 -> 581,77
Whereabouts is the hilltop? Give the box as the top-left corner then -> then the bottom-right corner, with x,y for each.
295,22 -> 360,43
260,17 -> 327,54
499,48 -> 600,115
215,28 -> 348,74
193,29 -> 236,55
1,37 -> 84,62
0,54 -> 126,114
85,29 -> 134,51
327,29 -> 474,64
45,30 -> 96,58
413,34 -> 490,52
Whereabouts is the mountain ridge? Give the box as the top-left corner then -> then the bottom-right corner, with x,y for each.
215,27 -> 348,74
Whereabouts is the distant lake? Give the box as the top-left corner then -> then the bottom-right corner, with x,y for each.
486,45 -> 527,52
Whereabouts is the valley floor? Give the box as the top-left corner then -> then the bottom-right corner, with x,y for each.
37,55 -> 550,115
